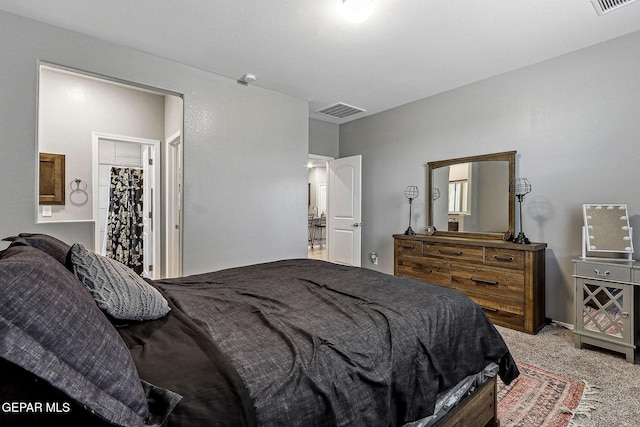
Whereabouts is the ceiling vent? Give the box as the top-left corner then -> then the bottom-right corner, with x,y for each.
591,0 -> 638,15
316,102 -> 366,119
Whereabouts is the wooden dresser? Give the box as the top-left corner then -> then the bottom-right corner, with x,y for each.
394,234 -> 547,334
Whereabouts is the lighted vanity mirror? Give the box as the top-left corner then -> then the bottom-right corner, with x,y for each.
427,151 -> 516,239
582,204 -> 633,255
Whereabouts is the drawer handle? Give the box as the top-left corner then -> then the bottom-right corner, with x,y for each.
439,250 -> 463,256
415,267 -> 433,274
402,245 -> 416,250
493,255 -> 514,262
471,277 -> 499,286
594,269 -> 610,277
479,305 -> 498,312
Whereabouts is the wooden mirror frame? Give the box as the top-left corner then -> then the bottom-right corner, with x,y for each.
427,151 -> 516,240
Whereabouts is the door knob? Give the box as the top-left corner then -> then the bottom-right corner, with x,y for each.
353,222 -> 362,228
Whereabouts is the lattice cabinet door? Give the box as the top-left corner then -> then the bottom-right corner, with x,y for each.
573,259 -> 636,363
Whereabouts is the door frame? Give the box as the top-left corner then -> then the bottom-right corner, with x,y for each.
166,131 -> 183,277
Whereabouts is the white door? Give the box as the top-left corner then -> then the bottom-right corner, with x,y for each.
142,145 -> 160,278
328,155 -> 362,266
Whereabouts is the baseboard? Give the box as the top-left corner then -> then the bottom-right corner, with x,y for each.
550,319 -> 574,330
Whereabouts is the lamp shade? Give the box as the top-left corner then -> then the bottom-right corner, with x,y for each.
340,0 -> 375,23
509,178 -> 531,197
404,185 -> 419,200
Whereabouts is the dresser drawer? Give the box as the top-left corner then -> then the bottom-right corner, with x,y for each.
456,289 -> 524,330
482,306 -> 525,331
451,265 -> 524,302
461,289 -> 524,317
423,243 -> 483,263
396,258 -> 450,287
395,240 -> 423,257
484,248 -> 524,270
575,262 -> 631,282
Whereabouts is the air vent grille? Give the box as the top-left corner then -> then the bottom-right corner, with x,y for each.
317,102 -> 366,119
591,0 -> 638,15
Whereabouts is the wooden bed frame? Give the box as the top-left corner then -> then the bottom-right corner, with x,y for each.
436,376 -> 499,427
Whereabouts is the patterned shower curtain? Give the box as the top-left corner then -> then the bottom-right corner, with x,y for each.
105,167 -> 144,275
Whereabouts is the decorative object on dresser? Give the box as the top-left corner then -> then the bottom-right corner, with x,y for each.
509,177 -> 532,244
403,185 -> 419,235
573,203 -> 637,363
394,234 -> 546,334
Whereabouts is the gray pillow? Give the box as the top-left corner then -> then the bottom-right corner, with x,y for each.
0,245 -> 151,426
2,232 -> 71,265
70,243 -> 170,321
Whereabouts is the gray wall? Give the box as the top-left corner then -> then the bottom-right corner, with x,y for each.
339,30 -> 640,325
0,11 -> 309,274
309,118 -> 339,158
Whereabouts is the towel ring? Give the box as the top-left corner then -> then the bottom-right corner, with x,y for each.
70,178 -> 87,192
69,178 -> 88,206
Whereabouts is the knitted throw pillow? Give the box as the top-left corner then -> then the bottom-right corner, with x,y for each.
70,243 -> 170,321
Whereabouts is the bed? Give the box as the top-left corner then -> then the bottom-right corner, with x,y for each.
0,233 -> 519,426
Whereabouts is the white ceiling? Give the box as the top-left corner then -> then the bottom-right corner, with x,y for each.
2,0 -> 640,124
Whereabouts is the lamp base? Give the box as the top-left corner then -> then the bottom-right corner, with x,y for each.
404,226 -> 416,236
513,232 -> 530,244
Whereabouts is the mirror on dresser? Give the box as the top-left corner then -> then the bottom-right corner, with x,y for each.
428,151 -> 516,239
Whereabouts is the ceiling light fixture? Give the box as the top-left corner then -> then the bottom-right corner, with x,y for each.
339,0 -> 375,24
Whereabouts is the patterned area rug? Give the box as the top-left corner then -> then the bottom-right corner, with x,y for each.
497,362 -> 594,427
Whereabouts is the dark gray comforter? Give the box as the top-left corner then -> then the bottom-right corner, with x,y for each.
155,259 -> 518,426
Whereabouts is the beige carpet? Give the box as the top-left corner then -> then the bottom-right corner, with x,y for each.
496,324 -> 640,427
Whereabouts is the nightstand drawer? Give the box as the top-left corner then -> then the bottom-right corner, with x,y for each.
423,243 -> 483,263
451,266 -> 524,302
396,258 -> 450,287
484,248 -> 524,270
575,262 -> 631,282
395,240 -> 423,257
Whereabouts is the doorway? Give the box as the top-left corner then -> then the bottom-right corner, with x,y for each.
93,134 -> 160,278
308,155 -> 331,260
